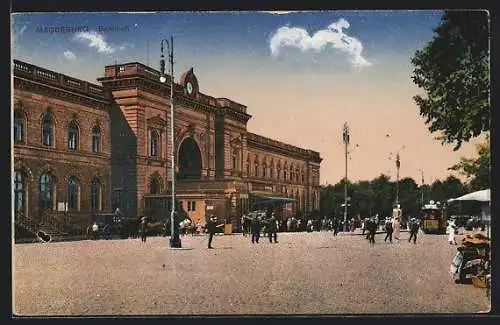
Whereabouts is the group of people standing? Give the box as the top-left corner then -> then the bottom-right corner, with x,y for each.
363,216 -> 420,245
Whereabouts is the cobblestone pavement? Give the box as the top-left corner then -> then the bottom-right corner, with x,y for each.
12,230 -> 490,316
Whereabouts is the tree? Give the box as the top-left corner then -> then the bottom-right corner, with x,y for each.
410,10 -> 490,150
448,136 -> 490,191
441,175 -> 467,199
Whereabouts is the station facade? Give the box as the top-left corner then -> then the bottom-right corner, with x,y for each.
13,59 -> 322,232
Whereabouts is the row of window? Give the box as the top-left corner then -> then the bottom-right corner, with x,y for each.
13,170 -> 103,216
242,161 -> 306,183
13,111 -> 102,153
179,200 -> 197,212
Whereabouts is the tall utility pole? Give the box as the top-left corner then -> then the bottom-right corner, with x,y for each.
418,169 -> 424,207
160,36 -> 181,248
395,153 -> 400,205
343,122 -> 350,232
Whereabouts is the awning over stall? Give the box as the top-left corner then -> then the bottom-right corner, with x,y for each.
249,193 -> 296,208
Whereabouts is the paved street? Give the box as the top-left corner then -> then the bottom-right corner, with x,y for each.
13,231 -> 490,316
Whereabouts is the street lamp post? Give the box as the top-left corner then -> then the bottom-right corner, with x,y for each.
418,168 -> 424,207
343,122 -> 350,232
393,145 -> 405,206
160,36 -> 181,248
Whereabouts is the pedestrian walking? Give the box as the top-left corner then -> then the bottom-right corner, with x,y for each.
408,217 -> 420,244
92,221 -> 99,240
366,217 -> 377,244
140,216 -> 148,242
384,217 -> 393,243
267,214 -> 278,243
392,217 -> 401,240
205,215 -> 223,249
251,217 -> 262,243
447,220 -> 458,245
332,217 -> 340,236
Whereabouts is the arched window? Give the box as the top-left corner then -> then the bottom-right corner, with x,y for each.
270,166 -> 274,179
296,169 -> 300,183
283,170 -> 287,181
254,163 -> 259,177
14,170 -> 26,217
92,126 -> 101,153
14,111 -> 25,143
246,162 -> 250,176
39,173 -> 53,210
290,168 -> 294,183
150,130 -> 159,158
68,176 -> 79,211
42,116 -> 53,146
91,178 -> 101,211
150,177 -> 160,194
262,164 -> 267,178
68,121 -> 78,151
301,172 -> 305,183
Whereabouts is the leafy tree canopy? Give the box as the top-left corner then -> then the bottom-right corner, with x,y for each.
411,10 -> 490,150
448,136 -> 490,191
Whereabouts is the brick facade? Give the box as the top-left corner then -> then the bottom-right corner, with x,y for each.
13,59 -> 322,232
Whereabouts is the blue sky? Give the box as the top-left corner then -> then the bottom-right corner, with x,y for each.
12,11 -> 485,185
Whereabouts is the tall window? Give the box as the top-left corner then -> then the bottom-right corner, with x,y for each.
14,111 -> 24,143
92,126 -> 101,153
254,164 -> 258,177
42,116 -> 53,146
68,176 -> 79,211
301,173 -> 305,183
232,155 -> 237,171
284,170 -> 287,181
150,177 -> 159,194
91,178 -> 101,211
262,165 -> 267,178
150,130 -> 159,158
39,173 -> 53,210
14,170 -> 25,217
68,121 -> 78,151
246,162 -> 250,176
296,169 -> 299,183
277,168 -> 281,180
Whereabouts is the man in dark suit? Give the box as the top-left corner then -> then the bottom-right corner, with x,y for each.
384,217 -> 393,243
251,217 -> 262,244
205,215 -> 223,249
408,217 -> 420,244
267,214 -> 278,243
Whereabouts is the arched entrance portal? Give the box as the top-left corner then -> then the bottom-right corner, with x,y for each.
178,137 -> 202,180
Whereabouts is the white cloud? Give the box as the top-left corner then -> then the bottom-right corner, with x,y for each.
118,43 -> 134,50
269,18 -> 372,68
73,31 -> 115,54
63,50 -> 76,60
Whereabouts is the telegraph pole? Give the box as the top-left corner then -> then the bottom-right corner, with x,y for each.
343,122 -> 350,232
396,153 -> 400,205
418,169 -> 424,207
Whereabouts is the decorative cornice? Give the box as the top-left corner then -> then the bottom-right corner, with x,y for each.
14,77 -> 110,111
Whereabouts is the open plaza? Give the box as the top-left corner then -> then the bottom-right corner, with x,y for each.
13,230 -> 490,316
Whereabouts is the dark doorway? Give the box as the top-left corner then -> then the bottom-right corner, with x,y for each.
178,137 -> 202,180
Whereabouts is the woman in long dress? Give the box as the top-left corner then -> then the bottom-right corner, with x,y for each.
447,221 -> 457,245
392,217 -> 401,240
